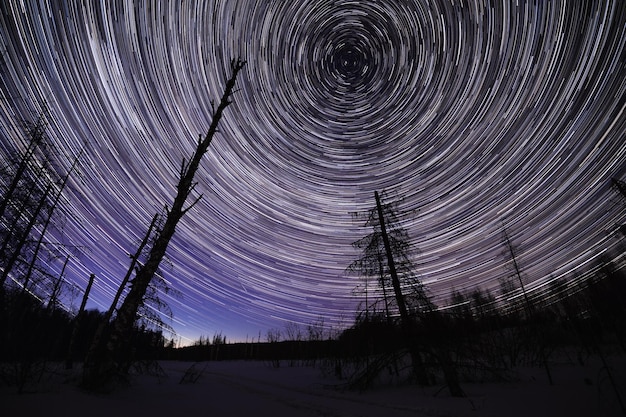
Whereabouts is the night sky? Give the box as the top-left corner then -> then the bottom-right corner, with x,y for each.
1,1 -> 625,344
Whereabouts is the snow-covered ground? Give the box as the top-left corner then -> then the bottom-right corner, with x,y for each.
2,356 -> 625,417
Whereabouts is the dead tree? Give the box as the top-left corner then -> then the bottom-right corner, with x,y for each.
82,58 -> 246,389
0,112 -> 48,224
0,111 -> 77,293
350,192 -> 431,387
350,191 -> 464,396
501,223 -> 554,385
45,255 -> 70,314
66,273 -> 95,369
82,213 -> 159,372
375,191 -> 466,396
19,152 -> 82,294
373,192 -> 413,320
501,225 -> 532,318
0,109 -> 81,376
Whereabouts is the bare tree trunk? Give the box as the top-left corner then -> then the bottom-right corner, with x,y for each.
374,191 -> 430,387
66,273 -> 95,369
377,251 -> 393,325
20,153 -> 81,293
46,255 -> 69,314
107,213 -> 159,321
0,114 -> 47,222
502,224 -> 554,385
82,213 -> 158,375
502,226 -> 532,317
82,59 -> 246,389
0,182 -> 52,287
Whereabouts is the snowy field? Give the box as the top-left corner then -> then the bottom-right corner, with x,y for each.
2,357 -> 625,417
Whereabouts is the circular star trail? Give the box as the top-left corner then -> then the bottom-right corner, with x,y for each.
1,1 -> 625,343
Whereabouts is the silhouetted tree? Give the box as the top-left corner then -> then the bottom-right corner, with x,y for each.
66,273 -> 95,369
83,213 -> 160,373
0,113 -> 52,289
500,223 -> 555,384
82,58 -> 246,389
349,191 -> 431,323
0,109 -> 81,387
500,224 -> 532,318
350,191 -> 465,396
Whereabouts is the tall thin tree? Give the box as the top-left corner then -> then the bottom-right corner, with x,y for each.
66,273 -> 95,369
350,191 -> 430,386
501,224 -> 532,317
0,112 -> 48,223
82,213 -> 159,372
19,152 -> 82,293
82,58 -> 246,388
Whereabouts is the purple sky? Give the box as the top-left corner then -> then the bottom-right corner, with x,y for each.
1,1 -> 625,344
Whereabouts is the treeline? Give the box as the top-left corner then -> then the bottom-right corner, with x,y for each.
174,339 -> 338,364
175,251 -> 625,367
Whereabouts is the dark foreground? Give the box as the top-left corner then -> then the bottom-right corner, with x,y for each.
2,358 -> 624,417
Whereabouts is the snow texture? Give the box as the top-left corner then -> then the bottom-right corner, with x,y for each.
2,357 -> 625,417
